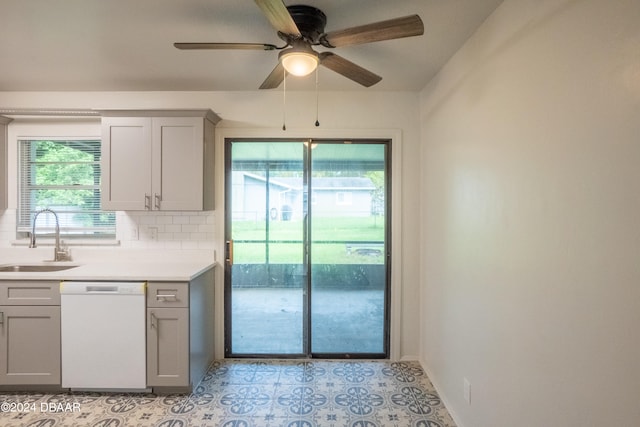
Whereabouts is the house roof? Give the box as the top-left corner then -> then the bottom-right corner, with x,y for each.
243,173 -> 375,190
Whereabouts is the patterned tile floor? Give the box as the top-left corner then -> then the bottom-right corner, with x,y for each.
0,360 -> 456,427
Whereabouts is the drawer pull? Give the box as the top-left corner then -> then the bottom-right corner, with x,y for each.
156,294 -> 177,300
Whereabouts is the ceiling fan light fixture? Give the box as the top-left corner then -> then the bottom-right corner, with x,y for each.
279,47 -> 319,77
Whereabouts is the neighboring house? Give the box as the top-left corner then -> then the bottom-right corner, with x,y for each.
232,172 -> 376,221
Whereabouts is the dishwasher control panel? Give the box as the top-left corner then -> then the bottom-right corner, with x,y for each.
60,281 -> 146,295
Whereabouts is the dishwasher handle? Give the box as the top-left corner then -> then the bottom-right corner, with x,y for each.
86,285 -> 119,293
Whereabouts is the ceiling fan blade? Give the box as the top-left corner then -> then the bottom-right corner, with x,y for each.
319,52 -> 382,87
322,14 -> 424,48
174,42 -> 278,50
259,62 -> 287,89
254,0 -> 301,37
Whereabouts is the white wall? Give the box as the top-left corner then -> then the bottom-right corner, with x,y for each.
0,90 -> 422,360
419,0 -> 640,426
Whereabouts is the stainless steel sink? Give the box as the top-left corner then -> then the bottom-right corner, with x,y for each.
0,264 -> 79,272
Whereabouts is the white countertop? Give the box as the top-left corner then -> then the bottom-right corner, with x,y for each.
0,248 -> 216,281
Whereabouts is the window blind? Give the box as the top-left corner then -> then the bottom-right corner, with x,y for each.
18,139 -> 116,237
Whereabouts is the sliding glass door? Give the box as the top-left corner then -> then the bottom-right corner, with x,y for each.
309,142 -> 388,355
225,139 -> 389,358
225,141 -> 307,355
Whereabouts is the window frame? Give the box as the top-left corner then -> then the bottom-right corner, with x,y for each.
17,137 -> 116,240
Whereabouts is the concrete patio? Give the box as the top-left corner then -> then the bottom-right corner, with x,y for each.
230,288 -> 385,355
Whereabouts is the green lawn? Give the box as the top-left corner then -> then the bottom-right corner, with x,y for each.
232,216 -> 385,264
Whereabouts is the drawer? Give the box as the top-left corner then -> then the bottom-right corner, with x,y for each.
0,281 -> 61,305
147,282 -> 189,308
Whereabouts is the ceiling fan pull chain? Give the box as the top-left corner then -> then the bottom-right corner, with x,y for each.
282,67 -> 287,131
315,67 -> 320,127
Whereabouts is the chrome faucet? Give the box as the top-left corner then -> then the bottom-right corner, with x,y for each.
29,208 -> 72,261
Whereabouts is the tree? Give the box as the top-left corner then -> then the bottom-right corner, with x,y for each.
33,140 -> 95,207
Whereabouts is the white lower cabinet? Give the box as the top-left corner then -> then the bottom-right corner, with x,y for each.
0,281 -> 61,386
146,271 -> 214,391
146,281 -> 189,387
0,268 -> 214,392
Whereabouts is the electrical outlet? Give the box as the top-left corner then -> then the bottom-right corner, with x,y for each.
131,227 -> 139,240
463,378 -> 471,405
149,227 -> 158,240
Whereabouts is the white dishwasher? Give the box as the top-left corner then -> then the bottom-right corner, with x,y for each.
60,281 -> 147,391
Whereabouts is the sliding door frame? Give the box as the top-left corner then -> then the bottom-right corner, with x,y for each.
306,139 -> 391,358
214,128 -> 403,360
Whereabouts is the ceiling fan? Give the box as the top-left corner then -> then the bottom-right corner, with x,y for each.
174,0 -> 424,89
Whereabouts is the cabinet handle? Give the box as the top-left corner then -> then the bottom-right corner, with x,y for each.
0,311 -> 3,325
145,194 -> 151,210
150,311 -> 157,329
156,294 -> 177,300
154,194 -> 161,210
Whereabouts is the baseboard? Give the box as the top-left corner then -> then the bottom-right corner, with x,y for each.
399,354 -> 420,361
419,358 -> 466,427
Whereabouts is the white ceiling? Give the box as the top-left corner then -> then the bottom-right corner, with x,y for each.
0,0 -> 503,92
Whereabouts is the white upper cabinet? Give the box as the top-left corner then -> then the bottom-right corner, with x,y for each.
101,110 -> 219,211
101,116 -> 151,211
0,116 -> 12,211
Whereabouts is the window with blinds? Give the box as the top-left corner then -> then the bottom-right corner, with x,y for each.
18,139 -> 115,237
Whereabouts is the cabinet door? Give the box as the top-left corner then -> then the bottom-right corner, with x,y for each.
152,117 -> 204,210
147,307 -> 189,387
102,117 -> 152,210
0,306 -> 61,385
